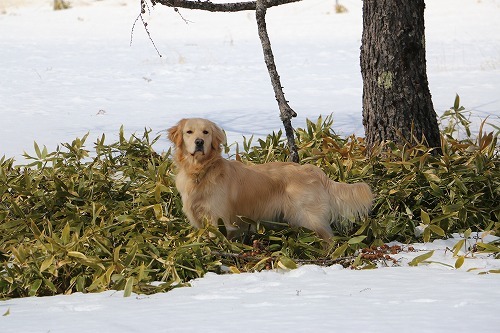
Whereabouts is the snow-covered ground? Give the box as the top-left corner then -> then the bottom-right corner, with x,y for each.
2,234 -> 500,333
0,0 -> 499,161
1,0 -> 499,332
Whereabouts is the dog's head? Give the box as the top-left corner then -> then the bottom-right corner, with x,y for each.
168,118 -> 226,162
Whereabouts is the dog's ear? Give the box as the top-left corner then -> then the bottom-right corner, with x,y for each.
211,122 -> 227,150
167,119 -> 186,148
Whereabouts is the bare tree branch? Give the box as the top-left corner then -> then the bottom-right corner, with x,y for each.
148,0 -> 301,162
152,0 -> 302,12
255,0 -> 298,162
131,1 -> 163,57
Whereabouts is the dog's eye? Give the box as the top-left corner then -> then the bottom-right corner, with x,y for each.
186,130 -> 193,134
203,130 -> 209,135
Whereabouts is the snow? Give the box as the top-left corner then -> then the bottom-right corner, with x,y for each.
2,234 -> 500,332
0,0 -> 499,161
1,0 -> 499,332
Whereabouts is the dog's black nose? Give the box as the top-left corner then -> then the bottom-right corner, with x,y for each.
195,138 -> 204,147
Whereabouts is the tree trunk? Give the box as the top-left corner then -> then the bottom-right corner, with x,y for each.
360,0 -> 440,150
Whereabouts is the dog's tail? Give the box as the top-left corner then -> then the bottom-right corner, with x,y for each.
327,181 -> 373,222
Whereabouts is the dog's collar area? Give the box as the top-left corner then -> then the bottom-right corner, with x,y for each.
193,171 -> 205,184
187,159 -> 218,185
187,166 -> 208,185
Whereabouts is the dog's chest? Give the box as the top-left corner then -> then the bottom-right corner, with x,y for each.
176,173 -> 220,201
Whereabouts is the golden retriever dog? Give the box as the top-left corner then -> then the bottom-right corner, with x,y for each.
168,118 -> 373,241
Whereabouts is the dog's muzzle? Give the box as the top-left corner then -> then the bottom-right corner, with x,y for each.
194,138 -> 205,153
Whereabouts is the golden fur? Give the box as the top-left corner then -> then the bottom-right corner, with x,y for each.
168,118 -> 373,241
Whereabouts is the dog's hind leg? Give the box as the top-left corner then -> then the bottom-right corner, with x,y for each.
286,204 -> 333,242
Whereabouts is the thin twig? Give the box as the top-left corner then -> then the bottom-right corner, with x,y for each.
131,0 -> 163,57
173,7 -> 194,24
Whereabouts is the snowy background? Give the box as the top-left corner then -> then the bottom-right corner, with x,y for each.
0,0 -> 499,161
1,0 -> 500,332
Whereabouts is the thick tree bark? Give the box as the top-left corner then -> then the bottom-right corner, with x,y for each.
360,0 -> 441,150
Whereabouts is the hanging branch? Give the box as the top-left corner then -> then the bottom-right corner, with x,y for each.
152,0 -> 302,12
131,1 -> 163,57
255,0 -> 298,162
143,0 -> 301,162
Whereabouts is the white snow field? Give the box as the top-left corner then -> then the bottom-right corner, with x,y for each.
1,234 -> 500,333
1,0 -> 500,332
0,0 -> 499,160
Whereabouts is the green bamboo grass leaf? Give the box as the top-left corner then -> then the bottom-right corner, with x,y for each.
228,266 -> 241,274
423,261 -> 454,269
29,219 -> 42,238
123,245 -> 138,266
455,256 -> 465,269
251,257 -> 273,271
353,218 -> 371,236
348,235 -> 367,245
431,213 -> 457,224
409,250 -> 434,267
452,239 -> 466,256
237,216 -> 257,225
351,253 -> 363,268
277,256 -> 297,270
67,251 -> 88,260
34,141 -> 42,159
453,94 -> 460,110
463,228 -> 472,239
123,277 -> 134,297
40,256 -> 55,273
152,203 -> 163,219
42,277 -> 57,293
62,223 -> 71,245
42,145 -> 48,159
179,242 -> 208,249
428,224 -> 445,237
420,210 -> 431,225
476,242 -> 500,253
423,227 -> 431,243
442,204 -> 464,214
429,182 -> 443,196
28,279 -> 43,296
424,171 -> 441,183
137,263 -> 146,281
331,243 -> 349,260
485,269 -> 500,274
